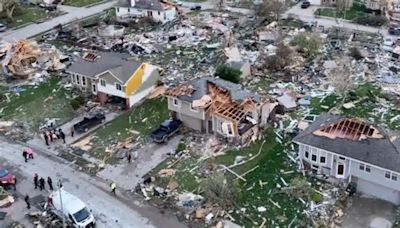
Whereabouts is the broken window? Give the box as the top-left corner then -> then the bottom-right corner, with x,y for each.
365,165 -> 371,173
92,84 -> 96,93
392,174 -> 398,181
305,151 -> 309,159
76,75 -> 80,85
82,76 -> 86,86
359,164 -> 365,171
71,75 -> 75,84
117,8 -> 120,12
128,8 -> 130,13
100,79 -> 106,87
385,171 -> 391,179
227,124 -> 233,136
158,11 -> 161,15
116,83 -> 122,91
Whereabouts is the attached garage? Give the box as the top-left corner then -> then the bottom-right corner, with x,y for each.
178,113 -> 203,132
355,177 -> 400,205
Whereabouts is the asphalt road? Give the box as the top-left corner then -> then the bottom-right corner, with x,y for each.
0,138 -> 186,228
0,1 -> 117,42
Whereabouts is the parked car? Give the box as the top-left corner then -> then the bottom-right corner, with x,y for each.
0,24 -> 7,32
73,113 -> 105,133
301,1 -> 311,8
190,5 -> 202,11
0,167 -> 16,187
39,3 -> 57,11
389,27 -> 400,36
150,119 -> 182,143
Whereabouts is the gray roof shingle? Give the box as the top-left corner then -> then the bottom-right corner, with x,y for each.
293,114 -> 400,173
176,76 -> 261,103
66,52 -> 142,84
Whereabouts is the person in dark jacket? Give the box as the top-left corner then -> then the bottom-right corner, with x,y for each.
47,177 -> 54,191
34,173 -> 38,189
24,194 -> 30,209
39,177 -> 45,191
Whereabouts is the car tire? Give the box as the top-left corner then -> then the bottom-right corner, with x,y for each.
163,137 -> 168,143
101,119 -> 105,123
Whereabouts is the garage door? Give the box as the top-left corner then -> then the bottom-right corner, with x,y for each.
356,178 -> 400,205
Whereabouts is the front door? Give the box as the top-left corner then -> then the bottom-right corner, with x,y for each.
208,120 -> 213,134
336,163 -> 345,178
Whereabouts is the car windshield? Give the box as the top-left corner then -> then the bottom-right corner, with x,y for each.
73,207 -> 90,223
0,169 -> 9,178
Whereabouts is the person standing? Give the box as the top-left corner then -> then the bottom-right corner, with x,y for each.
26,148 -> 33,159
110,182 -> 116,195
39,177 -> 45,191
127,153 -> 132,163
48,131 -> 53,142
34,173 -> 38,189
47,177 -> 54,191
43,132 -> 49,146
59,129 -> 66,144
24,194 -> 30,209
22,150 -> 28,163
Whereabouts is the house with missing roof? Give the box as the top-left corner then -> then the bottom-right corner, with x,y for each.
66,52 -> 159,109
294,114 -> 400,204
115,0 -> 177,24
165,77 -> 273,145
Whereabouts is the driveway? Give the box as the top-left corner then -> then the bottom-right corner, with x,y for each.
0,1 -> 117,42
342,196 -> 397,228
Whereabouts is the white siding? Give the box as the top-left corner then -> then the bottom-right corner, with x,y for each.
128,86 -> 154,107
115,7 -> 176,24
97,82 -> 126,98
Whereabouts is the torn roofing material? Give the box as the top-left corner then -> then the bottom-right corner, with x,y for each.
66,51 -> 142,83
166,76 -> 261,103
294,114 -> 400,173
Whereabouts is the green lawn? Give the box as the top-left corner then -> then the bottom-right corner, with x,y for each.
310,94 -> 338,115
315,4 -> 366,20
0,6 -> 51,28
0,77 -> 75,131
88,98 -> 170,161
63,0 -> 108,7
149,129 -> 310,226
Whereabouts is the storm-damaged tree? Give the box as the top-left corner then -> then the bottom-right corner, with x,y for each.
263,42 -> 293,72
256,0 -> 287,21
202,172 -> 238,209
328,56 -> 355,101
0,0 -> 18,20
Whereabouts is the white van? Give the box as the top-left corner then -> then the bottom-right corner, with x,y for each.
49,189 -> 96,228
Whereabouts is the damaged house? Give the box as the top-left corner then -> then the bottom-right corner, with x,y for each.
115,0 -> 177,24
66,51 -> 160,108
294,114 -> 400,205
165,77 -> 271,145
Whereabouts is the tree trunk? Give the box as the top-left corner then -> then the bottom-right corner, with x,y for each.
6,5 -> 16,20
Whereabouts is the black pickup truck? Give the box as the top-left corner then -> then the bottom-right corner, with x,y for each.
73,113 -> 105,133
150,119 -> 182,143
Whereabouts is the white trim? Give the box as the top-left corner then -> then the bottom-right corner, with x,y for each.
100,79 -> 106,87
96,70 -> 124,83
115,82 -> 123,91
294,142 -> 400,177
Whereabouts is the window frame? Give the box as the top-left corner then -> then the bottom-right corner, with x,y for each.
115,83 -> 122,91
172,98 -> 180,107
100,79 -> 106,87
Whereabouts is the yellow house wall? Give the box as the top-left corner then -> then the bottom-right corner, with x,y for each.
125,63 -> 145,96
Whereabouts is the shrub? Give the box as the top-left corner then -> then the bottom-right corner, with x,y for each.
349,47 -> 363,60
215,65 -> 242,83
354,15 -> 387,27
70,96 -> 85,110
290,32 -> 323,58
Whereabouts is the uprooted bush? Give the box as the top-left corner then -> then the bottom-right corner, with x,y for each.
354,15 -> 387,27
202,173 -> 238,209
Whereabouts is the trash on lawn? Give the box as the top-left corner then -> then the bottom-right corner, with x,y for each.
158,168 -> 176,177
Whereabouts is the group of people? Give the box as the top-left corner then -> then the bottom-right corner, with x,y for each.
25,174 -> 55,209
43,128 -> 66,146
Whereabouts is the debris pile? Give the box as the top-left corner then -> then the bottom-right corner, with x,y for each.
2,40 -> 67,79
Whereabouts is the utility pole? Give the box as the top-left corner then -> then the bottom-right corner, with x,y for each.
58,179 -> 66,228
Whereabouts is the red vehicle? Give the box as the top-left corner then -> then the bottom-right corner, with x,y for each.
0,167 -> 16,187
